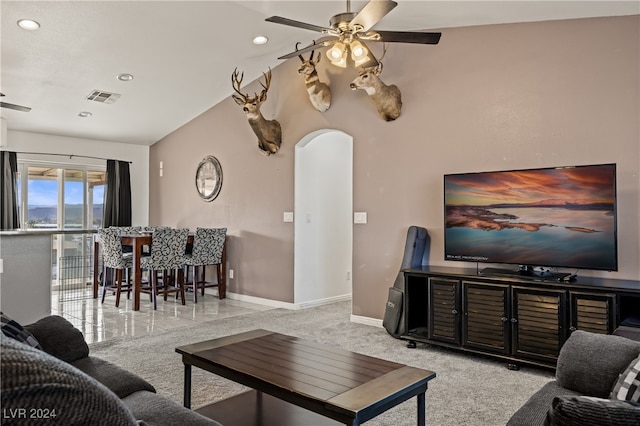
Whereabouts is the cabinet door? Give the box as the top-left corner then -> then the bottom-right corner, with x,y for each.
570,292 -> 617,335
428,278 -> 461,345
511,287 -> 568,364
463,282 -> 510,355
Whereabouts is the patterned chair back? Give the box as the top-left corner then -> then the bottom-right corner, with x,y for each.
112,226 -> 139,234
98,228 -> 130,269
144,227 -> 189,270
189,228 -> 227,266
139,226 -> 160,233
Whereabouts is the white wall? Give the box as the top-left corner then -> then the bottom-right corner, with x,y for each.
0,118 -> 7,148
5,130 -> 150,225
294,130 -> 353,305
0,234 -> 51,324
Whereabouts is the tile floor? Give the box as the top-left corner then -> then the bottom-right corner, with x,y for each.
51,288 -> 276,344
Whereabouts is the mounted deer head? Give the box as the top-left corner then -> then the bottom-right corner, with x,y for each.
232,68 -> 282,156
296,42 -> 331,112
350,63 -> 402,121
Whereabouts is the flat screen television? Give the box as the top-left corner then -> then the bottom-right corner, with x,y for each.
444,163 -> 618,279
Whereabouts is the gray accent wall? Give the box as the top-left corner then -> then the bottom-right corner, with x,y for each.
149,16 -> 640,320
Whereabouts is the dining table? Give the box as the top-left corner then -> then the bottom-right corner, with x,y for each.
93,232 -> 226,311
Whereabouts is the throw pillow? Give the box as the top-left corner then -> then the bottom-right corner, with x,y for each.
610,355 -> 640,403
0,311 -> 42,349
556,330 -> 640,398
24,315 -> 90,362
1,335 -> 138,426
544,395 -> 640,426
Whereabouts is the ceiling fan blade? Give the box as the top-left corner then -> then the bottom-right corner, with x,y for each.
277,37 -> 336,60
350,0 -> 398,32
372,30 -> 442,44
266,16 -> 329,33
0,101 -> 31,112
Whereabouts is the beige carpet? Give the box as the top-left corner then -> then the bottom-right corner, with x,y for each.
89,300 -> 554,426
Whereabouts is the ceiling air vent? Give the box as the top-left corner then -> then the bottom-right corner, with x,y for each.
86,90 -> 121,104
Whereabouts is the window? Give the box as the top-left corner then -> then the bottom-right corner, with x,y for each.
17,163 -> 106,230
17,161 -> 106,285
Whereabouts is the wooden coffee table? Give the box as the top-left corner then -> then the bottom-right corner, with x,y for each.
176,329 -> 436,425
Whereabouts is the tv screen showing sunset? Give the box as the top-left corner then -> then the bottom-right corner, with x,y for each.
444,164 -> 617,271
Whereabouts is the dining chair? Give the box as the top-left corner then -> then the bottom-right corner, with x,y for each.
98,227 -> 133,307
139,227 -> 189,310
182,227 -> 227,302
113,226 -> 138,253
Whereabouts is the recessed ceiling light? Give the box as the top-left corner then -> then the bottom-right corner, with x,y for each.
253,35 -> 268,45
117,73 -> 134,82
78,111 -> 93,118
17,19 -> 40,31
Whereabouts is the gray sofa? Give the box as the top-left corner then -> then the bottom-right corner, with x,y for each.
508,330 -> 640,426
1,315 -> 222,426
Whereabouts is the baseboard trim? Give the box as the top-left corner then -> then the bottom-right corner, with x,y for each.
224,291 -> 382,326
225,292 -> 352,311
350,314 -> 383,328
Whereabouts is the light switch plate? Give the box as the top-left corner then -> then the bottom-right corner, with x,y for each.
354,212 -> 367,224
283,212 -> 294,223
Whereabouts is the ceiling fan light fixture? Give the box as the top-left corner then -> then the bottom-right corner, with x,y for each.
326,42 -> 348,67
350,40 -> 371,67
17,19 -> 40,31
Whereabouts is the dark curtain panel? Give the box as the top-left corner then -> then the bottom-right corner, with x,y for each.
103,159 -> 132,227
1,151 -> 19,230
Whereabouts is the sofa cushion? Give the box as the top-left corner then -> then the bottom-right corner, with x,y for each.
556,330 -> 640,398
72,356 -> 156,399
507,381 -> 582,426
122,390 -> 222,426
1,311 -> 42,349
1,334 -> 138,426
610,355 -> 640,403
24,315 -> 90,362
544,395 -> 640,426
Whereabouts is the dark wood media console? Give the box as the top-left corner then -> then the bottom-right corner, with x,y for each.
402,266 -> 640,369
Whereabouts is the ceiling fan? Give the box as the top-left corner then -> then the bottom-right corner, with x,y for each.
266,0 -> 441,69
0,93 -> 31,112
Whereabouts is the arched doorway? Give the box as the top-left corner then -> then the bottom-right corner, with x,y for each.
294,130 -> 353,306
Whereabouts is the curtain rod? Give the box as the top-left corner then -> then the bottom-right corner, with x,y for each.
12,151 -> 132,164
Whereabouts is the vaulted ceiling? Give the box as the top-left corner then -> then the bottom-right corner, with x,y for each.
1,1 -> 637,145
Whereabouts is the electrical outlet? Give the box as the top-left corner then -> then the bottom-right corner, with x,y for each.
229,269 -> 234,279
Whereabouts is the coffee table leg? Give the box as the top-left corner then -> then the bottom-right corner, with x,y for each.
256,391 -> 263,419
184,364 -> 192,408
417,392 -> 425,426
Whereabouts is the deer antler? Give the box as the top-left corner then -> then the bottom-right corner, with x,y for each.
231,68 -> 248,101
379,43 -> 389,62
295,42 -> 319,63
295,42 -> 304,61
371,44 -> 388,75
259,68 -> 272,97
